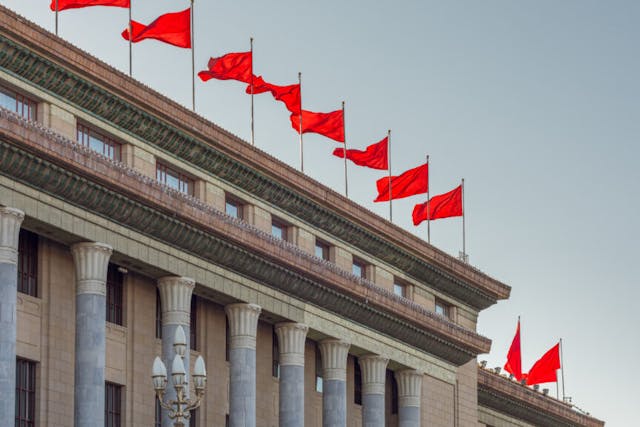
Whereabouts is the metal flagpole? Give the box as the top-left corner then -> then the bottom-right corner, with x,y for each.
250,37 -> 255,146
387,129 -> 392,221
560,338 -> 565,401
342,101 -> 348,197
298,72 -> 304,172
191,0 -> 195,111
128,1 -> 132,77
462,178 -> 466,262
55,0 -> 59,36
426,155 -> 431,243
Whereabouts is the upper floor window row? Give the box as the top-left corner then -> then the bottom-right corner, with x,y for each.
156,161 -> 194,195
77,123 -> 121,162
0,86 -> 36,121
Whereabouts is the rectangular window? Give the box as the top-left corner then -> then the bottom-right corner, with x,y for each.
0,86 -> 36,120
314,239 -> 330,261
272,328 -> 280,378
189,409 -> 198,427
315,345 -> 323,393
271,218 -> 288,241
77,123 -> 121,161
156,162 -> 194,195
225,196 -> 244,220
190,296 -> 197,351
106,264 -> 124,325
17,230 -> 38,297
156,289 -> 162,339
354,358 -> 362,405
352,258 -> 366,279
105,382 -> 122,427
390,370 -> 398,414
435,299 -> 450,319
393,280 -> 409,298
225,318 -> 230,362
155,397 -> 162,427
15,358 -> 36,427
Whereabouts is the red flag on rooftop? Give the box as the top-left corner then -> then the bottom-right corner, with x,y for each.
198,52 -> 252,84
121,8 -> 191,48
502,319 -> 524,381
525,343 -> 560,385
50,0 -> 129,11
374,163 -> 428,202
332,136 -> 388,170
412,185 -> 463,225
290,109 -> 344,143
248,76 -> 301,114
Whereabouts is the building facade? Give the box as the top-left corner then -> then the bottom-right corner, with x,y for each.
0,5 -> 603,427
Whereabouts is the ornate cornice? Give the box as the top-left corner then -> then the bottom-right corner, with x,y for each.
0,12 -> 510,310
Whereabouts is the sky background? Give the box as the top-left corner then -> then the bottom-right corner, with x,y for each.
3,1 -> 639,425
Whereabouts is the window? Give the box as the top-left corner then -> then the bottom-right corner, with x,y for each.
155,397 -> 162,427
315,345 -> 323,393
435,299 -> 450,319
105,382 -> 122,427
271,218 -> 288,241
352,258 -> 366,279
106,264 -> 124,325
225,318 -> 230,362
314,239 -> 330,261
390,371 -> 398,414
156,289 -> 162,339
190,296 -> 197,351
0,86 -> 36,120
393,280 -> 409,298
15,358 -> 36,427
225,415 -> 229,427
17,230 -> 38,297
189,409 -> 198,427
77,123 -> 121,161
225,196 -> 243,220
272,328 -> 280,378
156,162 -> 194,195
354,358 -> 362,405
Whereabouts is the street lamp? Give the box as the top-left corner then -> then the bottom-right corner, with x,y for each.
153,326 -> 207,427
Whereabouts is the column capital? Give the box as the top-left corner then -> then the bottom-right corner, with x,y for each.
225,303 -> 261,350
359,355 -> 389,395
0,207 -> 24,264
70,242 -> 113,295
275,322 -> 309,366
319,339 -> 350,381
157,276 -> 195,326
395,369 -> 423,408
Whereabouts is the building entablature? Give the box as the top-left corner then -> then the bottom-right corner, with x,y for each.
0,6 -> 510,313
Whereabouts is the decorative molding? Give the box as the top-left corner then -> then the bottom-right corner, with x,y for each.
0,206 -> 24,264
319,339 -> 350,382
225,303 -> 261,350
70,242 -> 112,296
157,276 -> 195,326
395,370 -> 423,408
359,355 -> 389,395
275,322 -> 308,366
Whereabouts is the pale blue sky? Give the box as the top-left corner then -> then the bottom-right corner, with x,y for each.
4,1 -> 639,425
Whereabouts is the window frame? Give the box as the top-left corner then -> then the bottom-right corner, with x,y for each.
0,85 -> 37,121
106,264 -> 124,326
105,382 -> 123,427
76,122 -> 122,161
314,238 -> 330,261
315,344 -> 323,393
156,289 -> 162,339
15,358 -> 37,427
156,161 -> 195,196
354,358 -> 362,405
224,195 -> 244,220
272,327 -> 280,379
17,230 -> 38,298
190,296 -> 197,351
435,298 -> 451,319
271,218 -> 289,241
352,258 -> 367,279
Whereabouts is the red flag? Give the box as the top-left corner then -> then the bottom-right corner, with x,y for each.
374,163 -> 428,202
50,0 -> 129,11
290,110 -> 344,143
332,137 -> 388,170
247,76 -> 301,114
502,319 -> 523,381
412,185 -> 463,225
526,343 -> 561,385
121,8 -> 191,48
198,52 -> 252,84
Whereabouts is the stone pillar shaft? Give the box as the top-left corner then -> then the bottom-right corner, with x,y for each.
71,242 -> 113,427
319,339 -> 350,427
359,355 -> 389,427
226,303 -> 261,427
275,323 -> 308,427
395,369 -> 423,427
0,207 -> 24,422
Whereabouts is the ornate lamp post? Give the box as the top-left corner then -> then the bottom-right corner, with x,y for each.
152,326 -> 207,427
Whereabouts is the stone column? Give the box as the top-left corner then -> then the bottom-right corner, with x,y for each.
0,207 -> 24,422
395,370 -> 423,427
225,303 -> 262,427
71,242 -> 113,427
157,276 -> 195,427
318,339 -> 350,427
275,322 -> 309,427
359,355 -> 389,427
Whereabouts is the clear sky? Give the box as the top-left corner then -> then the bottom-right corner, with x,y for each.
4,1 -> 639,425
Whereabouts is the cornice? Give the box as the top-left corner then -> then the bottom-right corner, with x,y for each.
0,108 -> 491,365
0,7 -> 510,310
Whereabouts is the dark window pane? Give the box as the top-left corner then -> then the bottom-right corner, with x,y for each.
15,358 -> 36,427
354,358 -> 362,405
105,383 -> 122,427
272,328 -> 280,378
315,345 -> 323,393
391,371 -> 399,414
190,296 -> 197,351
17,230 -> 38,297
156,289 -> 162,339
106,264 -> 123,325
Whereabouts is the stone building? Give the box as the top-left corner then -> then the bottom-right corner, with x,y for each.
0,5 -> 603,427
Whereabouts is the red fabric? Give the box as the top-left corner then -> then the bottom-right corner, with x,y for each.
290,109 -> 344,142
374,163 -> 428,202
332,137 -> 388,170
526,343 -> 560,385
412,185 -> 463,225
503,320 -> 524,381
198,52 -> 252,84
50,0 -> 129,11
121,8 -> 191,48
247,76 -> 301,114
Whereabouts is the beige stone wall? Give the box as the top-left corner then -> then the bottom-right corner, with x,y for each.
457,359 -> 479,426
423,373 -> 455,426
478,406 -> 535,427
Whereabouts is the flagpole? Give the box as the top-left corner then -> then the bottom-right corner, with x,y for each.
250,37 -> 255,146
342,101 -> 348,197
190,0 -> 195,111
387,129 -> 392,222
298,72 -> 304,172
560,338 -> 565,401
128,0 -> 132,77
426,154 -> 430,243
55,0 -> 59,36
462,178 -> 466,262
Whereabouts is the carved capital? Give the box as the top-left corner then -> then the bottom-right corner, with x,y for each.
70,242 -> 113,295
359,355 -> 389,395
157,276 -> 195,326
225,303 -> 261,350
0,207 -> 24,264
275,322 -> 309,366
319,339 -> 350,381
395,369 -> 423,408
